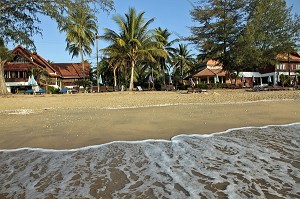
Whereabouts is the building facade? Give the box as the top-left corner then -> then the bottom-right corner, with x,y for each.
4,45 -> 90,93
189,53 -> 300,87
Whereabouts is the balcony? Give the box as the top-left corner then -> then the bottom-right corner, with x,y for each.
5,78 -> 27,82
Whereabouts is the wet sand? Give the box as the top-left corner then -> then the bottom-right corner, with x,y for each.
0,89 -> 300,149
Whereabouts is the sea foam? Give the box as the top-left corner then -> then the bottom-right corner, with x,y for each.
0,123 -> 299,198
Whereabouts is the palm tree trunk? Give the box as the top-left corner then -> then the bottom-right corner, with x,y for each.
129,60 -> 135,91
113,67 -> 117,87
0,60 -> 8,95
80,47 -> 85,81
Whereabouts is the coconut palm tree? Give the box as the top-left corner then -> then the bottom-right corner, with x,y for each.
101,8 -> 167,91
59,4 -> 97,81
155,27 -> 178,85
173,43 -> 195,84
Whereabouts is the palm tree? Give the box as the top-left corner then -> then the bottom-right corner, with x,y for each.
173,43 -> 195,84
101,8 -> 167,91
155,27 -> 178,85
59,4 -> 97,81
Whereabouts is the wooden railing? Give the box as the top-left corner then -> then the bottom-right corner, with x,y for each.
5,78 -> 27,82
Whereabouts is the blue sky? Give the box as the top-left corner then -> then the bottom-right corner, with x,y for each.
9,0 -> 300,66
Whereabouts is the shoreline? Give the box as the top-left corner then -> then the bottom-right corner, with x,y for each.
1,90 -> 300,149
1,121 -> 299,152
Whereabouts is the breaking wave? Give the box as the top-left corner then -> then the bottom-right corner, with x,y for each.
0,123 -> 299,198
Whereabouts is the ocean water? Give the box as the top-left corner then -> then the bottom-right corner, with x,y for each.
0,123 -> 299,199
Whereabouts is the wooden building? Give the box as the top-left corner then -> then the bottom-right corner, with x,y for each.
188,53 -> 300,87
239,53 -> 300,87
4,45 -> 90,93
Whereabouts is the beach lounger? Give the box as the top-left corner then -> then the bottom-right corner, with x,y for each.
36,89 -> 46,94
24,89 -> 34,94
99,86 -> 107,92
59,87 -> 68,94
187,87 -> 205,93
71,87 -> 79,94
107,86 -> 114,92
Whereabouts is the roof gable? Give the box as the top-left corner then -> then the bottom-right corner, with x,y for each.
276,53 -> 300,62
7,45 -> 58,76
5,45 -> 90,79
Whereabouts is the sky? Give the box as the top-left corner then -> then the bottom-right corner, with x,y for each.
8,0 -> 300,66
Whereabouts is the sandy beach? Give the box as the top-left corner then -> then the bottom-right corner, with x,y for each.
0,89 -> 300,149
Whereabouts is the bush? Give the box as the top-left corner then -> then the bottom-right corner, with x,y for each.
48,86 -> 60,94
196,83 -> 207,89
177,84 -> 188,90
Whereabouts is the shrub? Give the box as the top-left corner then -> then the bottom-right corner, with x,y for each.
48,86 -> 60,94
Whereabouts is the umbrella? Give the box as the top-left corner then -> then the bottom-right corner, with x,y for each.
27,76 -> 31,85
148,75 -> 153,83
28,74 -> 37,86
98,74 -> 103,85
216,74 -> 219,83
268,76 -> 272,83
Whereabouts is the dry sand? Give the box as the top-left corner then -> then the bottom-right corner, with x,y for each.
0,89 -> 300,149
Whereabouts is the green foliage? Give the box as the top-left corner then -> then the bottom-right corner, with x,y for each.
101,8 -> 167,91
196,83 -> 208,89
59,4 -> 98,81
0,42 -> 13,95
279,74 -> 290,87
0,0 -> 114,49
48,86 -> 60,94
189,0 -> 247,72
59,4 -> 97,58
74,79 -> 92,89
172,43 -> 195,84
236,0 -> 300,69
189,0 -> 300,72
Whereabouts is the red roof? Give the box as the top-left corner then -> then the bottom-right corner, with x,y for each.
4,63 -> 35,71
5,45 -> 58,77
51,63 -> 90,78
193,68 -> 226,77
276,53 -> 300,62
4,45 -> 90,79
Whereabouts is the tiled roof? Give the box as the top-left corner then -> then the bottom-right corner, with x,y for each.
276,53 -> 300,62
4,63 -> 35,71
4,45 -> 90,79
51,63 -> 90,78
193,68 -> 215,77
193,68 -> 226,77
211,68 -> 226,77
6,45 -> 58,77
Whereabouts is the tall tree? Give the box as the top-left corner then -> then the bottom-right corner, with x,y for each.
172,43 -> 195,84
0,40 -> 13,95
189,0 -> 247,72
0,0 -> 114,95
59,4 -> 97,81
0,0 -> 114,48
101,8 -> 167,91
155,27 -> 178,85
235,0 -> 300,69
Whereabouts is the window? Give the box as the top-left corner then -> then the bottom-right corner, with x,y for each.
276,64 -> 286,70
296,64 -> 300,70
